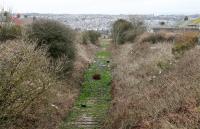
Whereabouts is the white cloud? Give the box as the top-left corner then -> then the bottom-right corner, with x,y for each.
1,0 -> 200,14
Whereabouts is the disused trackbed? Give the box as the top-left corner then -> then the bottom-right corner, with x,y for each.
60,40 -> 112,129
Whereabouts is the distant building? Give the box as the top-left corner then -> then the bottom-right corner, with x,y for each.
153,27 -> 200,33
187,24 -> 199,29
153,17 -> 200,33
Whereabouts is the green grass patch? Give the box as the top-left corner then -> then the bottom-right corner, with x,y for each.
96,51 -> 111,59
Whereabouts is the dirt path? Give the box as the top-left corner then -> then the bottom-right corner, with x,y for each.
60,39 -> 112,129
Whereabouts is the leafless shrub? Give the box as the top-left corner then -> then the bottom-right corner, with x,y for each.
0,38 -> 98,129
0,40 -> 58,128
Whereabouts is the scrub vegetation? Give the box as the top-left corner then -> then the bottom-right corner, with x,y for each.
1,13 -> 200,129
0,19 -> 98,129
104,26 -> 200,129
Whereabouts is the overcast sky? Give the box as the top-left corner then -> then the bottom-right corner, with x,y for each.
1,0 -> 200,14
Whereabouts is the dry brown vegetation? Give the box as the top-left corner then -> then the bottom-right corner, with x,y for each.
0,23 -> 22,41
141,32 -> 176,44
0,40 -> 57,129
104,32 -> 200,129
0,17 -> 100,129
172,32 -> 199,56
0,39 -> 97,129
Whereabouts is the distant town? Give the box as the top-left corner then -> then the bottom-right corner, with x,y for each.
1,10 -> 200,34
18,14 -> 183,29
20,14 -> 200,32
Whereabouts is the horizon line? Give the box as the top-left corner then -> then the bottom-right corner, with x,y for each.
11,12 -> 200,16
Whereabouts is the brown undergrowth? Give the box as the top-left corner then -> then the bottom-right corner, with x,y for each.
104,34 -> 200,129
0,40 -> 97,129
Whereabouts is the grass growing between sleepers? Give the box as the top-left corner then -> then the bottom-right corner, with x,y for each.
60,39 -> 112,129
